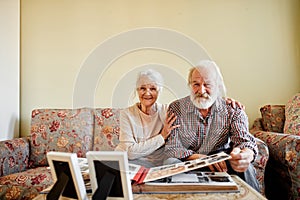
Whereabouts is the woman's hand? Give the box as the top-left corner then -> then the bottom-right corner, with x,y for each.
161,111 -> 180,140
225,97 -> 245,110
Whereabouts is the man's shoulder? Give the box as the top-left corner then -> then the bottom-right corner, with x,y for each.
216,97 -> 245,116
169,96 -> 190,107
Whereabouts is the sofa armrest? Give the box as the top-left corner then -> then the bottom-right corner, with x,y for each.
253,137 -> 269,195
250,118 -> 264,132
252,130 -> 300,199
0,137 -> 30,176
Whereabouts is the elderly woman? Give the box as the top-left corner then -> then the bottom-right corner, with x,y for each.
115,69 -> 178,167
116,68 -> 243,168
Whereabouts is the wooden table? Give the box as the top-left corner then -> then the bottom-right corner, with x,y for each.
34,175 -> 266,200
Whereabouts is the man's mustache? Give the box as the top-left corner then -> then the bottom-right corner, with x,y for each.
195,93 -> 210,99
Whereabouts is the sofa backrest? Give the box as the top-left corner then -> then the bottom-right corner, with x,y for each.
29,108 -> 94,166
29,107 -> 123,167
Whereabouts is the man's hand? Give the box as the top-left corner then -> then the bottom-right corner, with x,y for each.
229,147 -> 254,172
186,153 -> 206,160
208,160 -> 228,172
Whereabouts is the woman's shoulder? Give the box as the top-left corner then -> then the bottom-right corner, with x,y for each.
121,103 -> 139,115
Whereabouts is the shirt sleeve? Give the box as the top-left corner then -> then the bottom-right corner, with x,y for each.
230,108 -> 259,161
115,108 -> 165,160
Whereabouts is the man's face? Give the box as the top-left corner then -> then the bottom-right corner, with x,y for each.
190,68 -> 218,109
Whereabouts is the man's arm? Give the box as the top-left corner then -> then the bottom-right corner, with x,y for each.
229,108 -> 258,172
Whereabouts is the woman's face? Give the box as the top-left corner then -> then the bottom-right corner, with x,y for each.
137,83 -> 159,108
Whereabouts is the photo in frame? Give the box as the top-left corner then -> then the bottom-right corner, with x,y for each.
86,151 -> 133,200
46,151 -> 88,200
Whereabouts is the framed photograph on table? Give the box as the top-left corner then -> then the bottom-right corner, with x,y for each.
46,151 -> 88,200
86,151 -> 133,200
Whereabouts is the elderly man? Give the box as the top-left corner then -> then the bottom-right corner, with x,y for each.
164,60 -> 259,191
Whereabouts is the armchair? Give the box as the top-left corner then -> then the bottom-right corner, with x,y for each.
250,93 -> 300,200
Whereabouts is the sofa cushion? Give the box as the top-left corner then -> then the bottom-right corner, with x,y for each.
30,108 -> 94,166
93,108 -> 121,151
284,93 -> 300,135
0,138 -> 29,176
260,105 -> 285,132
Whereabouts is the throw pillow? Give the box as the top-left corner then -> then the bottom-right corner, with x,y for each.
93,108 -> 121,151
260,105 -> 285,132
284,93 -> 300,135
30,108 -> 94,166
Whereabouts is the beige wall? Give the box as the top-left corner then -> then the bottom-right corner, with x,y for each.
21,0 -> 300,137
0,0 -> 20,140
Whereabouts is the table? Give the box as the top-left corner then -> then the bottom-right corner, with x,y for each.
34,175 -> 266,200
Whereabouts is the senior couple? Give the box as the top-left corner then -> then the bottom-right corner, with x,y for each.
115,60 -> 259,192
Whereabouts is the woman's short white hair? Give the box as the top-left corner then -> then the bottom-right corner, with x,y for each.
188,60 -> 227,97
136,69 -> 164,92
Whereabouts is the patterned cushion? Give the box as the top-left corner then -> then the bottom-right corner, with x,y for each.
0,166 -> 52,200
93,108 -> 121,151
0,138 -> 29,176
260,105 -> 285,132
284,93 -> 300,135
29,108 -> 94,166
253,137 -> 269,195
253,130 -> 300,199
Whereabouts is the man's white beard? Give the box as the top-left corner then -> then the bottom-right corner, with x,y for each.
190,92 -> 217,109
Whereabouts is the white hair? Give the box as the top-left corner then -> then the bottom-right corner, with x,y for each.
136,69 -> 164,92
188,60 -> 227,97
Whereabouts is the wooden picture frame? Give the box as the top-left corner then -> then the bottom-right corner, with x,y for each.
46,151 -> 88,200
86,151 -> 133,200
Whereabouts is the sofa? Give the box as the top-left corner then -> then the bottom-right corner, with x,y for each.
0,107 -> 269,200
250,93 -> 300,200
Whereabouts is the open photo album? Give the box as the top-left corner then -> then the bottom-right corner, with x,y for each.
129,151 -> 232,184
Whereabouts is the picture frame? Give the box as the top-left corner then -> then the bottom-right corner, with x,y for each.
46,151 -> 88,200
86,151 -> 133,200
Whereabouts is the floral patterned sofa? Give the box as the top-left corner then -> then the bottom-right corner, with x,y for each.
0,107 -> 269,200
250,93 -> 300,200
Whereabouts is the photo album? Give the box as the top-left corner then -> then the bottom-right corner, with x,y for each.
128,151 -> 239,193
131,171 -> 238,193
128,151 -> 232,184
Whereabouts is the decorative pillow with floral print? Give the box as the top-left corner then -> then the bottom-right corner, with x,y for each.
29,108 -> 94,166
0,137 -> 29,176
260,105 -> 285,132
93,108 -> 121,151
284,93 -> 300,135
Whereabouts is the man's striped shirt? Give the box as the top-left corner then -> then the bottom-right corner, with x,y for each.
165,96 -> 258,160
